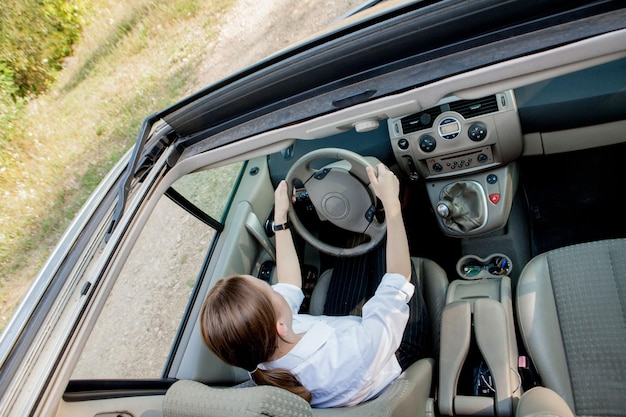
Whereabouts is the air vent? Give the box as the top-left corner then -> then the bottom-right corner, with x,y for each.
448,95 -> 499,119
400,107 -> 443,134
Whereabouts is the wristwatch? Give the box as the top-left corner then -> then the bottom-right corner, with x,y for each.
272,221 -> 290,232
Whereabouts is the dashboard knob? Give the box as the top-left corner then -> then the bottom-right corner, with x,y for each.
419,135 -> 436,152
398,138 -> 409,150
468,122 -> 487,141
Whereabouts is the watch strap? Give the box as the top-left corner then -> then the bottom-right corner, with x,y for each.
272,222 -> 289,231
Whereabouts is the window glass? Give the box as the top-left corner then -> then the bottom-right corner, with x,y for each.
72,163 -> 242,379
171,162 -> 243,222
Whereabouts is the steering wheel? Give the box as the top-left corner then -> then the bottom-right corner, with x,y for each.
285,148 -> 386,257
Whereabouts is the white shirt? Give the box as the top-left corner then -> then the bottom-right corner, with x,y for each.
259,272 -> 414,408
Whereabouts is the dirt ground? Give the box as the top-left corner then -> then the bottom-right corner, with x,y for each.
72,0 -> 360,379
193,0 -> 359,92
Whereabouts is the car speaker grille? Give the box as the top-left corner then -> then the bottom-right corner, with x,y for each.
448,95 -> 499,119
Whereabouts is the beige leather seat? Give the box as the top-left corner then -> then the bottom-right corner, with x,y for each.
516,239 -> 626,416
163,257 -> 448,417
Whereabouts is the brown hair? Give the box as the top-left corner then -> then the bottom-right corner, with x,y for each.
200,275 -> 312,403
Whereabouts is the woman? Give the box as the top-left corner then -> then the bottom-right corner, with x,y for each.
199,163 -> 430,407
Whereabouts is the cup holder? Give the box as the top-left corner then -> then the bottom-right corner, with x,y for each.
457,254 -> 512,279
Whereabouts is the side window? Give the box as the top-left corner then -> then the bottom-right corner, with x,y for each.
170,163 -> 243,223
72,162 -> 243,379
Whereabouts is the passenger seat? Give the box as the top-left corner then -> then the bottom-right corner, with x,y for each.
516,239 -> 626,416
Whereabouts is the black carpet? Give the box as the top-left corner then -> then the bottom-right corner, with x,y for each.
520,142 -> 626,256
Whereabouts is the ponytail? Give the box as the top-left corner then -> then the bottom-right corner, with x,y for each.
252,368 -> 312,403
200,275 -> 312,403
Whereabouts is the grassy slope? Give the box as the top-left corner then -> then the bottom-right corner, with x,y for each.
0,0 -> 236,331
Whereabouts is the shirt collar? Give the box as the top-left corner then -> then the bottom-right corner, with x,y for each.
259,321 -> 333,371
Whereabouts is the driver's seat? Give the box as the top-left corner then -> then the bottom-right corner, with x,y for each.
162,257 -> 448,417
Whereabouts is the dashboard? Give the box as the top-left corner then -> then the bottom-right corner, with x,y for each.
266,57 -> 626,238
388,90 -> 523,181
387,90 -> 524,237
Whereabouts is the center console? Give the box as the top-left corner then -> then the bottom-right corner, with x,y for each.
388,90 -> 523,237
388,91 -> 526,414
424,164 -> 518,236
438,254 -> 521,416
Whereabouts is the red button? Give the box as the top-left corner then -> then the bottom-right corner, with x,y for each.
489,194 -> 500,204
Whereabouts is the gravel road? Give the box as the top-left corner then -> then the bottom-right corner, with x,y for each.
194,0 -> 360,92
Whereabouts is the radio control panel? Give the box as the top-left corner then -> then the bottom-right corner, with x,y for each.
426,146 -> 494,176
388,91 -> 522,179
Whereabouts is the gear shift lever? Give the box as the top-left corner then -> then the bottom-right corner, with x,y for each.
436,201 -> 453,218
436,181 -> 486,233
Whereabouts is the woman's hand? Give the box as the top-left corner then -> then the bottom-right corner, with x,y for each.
273,180 -> 302,288
366,164 -> 401,214
366,163 -> 411,281
274,180 -> 290,224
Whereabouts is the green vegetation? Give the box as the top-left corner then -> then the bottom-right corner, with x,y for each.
1,0 -> 83,100
1,0 -> 83,175
0,0 -> 236,331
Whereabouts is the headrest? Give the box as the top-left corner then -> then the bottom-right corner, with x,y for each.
163,380 -> 312,417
